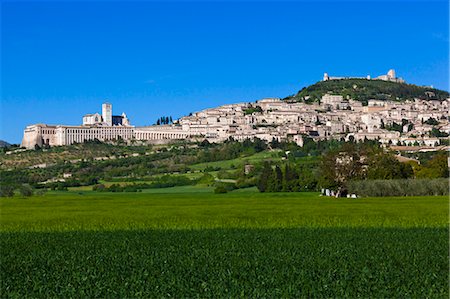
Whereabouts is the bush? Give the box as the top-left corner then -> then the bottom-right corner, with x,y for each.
19,184 -> 34,197
148,175 -> 194,188
35,189 -> 47,196
214,185 -> 228,194
196,173 -> 215,186
214,182 -> 237,193
56,184 -> 68,191
236,177 -> 257,189
0,185 -> 15,197
347,178 -> 449,197
92,184 -> 106,191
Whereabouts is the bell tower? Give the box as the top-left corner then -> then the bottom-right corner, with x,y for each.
102,102 -> 112,126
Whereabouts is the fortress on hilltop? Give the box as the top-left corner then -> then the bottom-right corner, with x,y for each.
323,69 -> 405,83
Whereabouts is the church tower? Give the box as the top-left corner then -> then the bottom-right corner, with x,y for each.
102,102 -> 112,126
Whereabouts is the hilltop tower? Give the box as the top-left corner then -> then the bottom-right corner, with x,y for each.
387,69 -> 396,79
102,102 -> 112,126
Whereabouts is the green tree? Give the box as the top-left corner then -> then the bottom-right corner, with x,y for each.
283,164 -> 299,192
269,165 -> 283,192
0,185 -> 15,197
416,152 -> 449,178
19,184 -> 34,197
424,117 -> 439,126
257,162 -> 272,192
367,153 -> 413,179
320,143 -> 366,188
430,128 -> 449,137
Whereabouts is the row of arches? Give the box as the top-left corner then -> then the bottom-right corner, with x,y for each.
135,131 -> 188,140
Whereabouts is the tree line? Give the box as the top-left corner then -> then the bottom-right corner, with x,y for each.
156,116 -> 173,125
257,162 -> 318,192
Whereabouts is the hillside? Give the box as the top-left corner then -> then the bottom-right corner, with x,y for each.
0,140 -> 11,148
284,79 -> 449,105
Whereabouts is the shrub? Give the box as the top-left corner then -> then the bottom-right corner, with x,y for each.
19,184 -> 34,197
347,178 -> 449,197
0,185 -> 15,197
214,185 -> 228,194
214,182 -> 237,193
35,189 -> 47,196
196,173 -> 215,186
92,184 -> 106,191
56,183 -> 68,191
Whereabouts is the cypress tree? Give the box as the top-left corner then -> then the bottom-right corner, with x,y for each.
257,162 -> 272,192
270,165 -> 283,192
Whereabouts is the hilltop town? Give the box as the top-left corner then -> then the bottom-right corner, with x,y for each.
21,70 -> 450,149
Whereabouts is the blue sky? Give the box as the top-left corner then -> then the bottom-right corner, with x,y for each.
1,0 -> 448,143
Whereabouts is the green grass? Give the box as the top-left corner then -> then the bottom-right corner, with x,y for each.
1,228 -> 448,298
189,150 -> 282,171
140,185 -> 215,193
1,192 -> 448,297
0,192 -> 447,232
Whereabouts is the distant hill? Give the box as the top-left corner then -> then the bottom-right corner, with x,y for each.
284,79 -> 449,105
0,140 -> 11,148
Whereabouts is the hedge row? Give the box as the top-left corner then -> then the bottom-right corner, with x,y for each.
347,178 -> 448,197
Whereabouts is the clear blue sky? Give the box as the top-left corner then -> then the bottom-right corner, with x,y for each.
1,0 -> 448,144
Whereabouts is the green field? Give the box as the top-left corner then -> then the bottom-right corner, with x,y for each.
188,150 -> 283,171
1,192 -> 449,297
1,191 -> 447,231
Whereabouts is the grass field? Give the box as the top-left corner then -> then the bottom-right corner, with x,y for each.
1,192 -> 447,231
2,228 -> 448,298
1,191 -> 449,297
189,150 -> 284,171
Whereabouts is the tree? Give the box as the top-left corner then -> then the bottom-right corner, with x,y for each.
424,117 -> 439,126
257,162 -> 272,192
19,184 -> 33,197
367,153 -> 413,180
282,164 -> 300,192
252,137 -> 267,152
407,123 -> 414,132
270,137 -> 280,149
320,143 -> 367,188
298,166 -> 317,191
430,128 -> 449,138
416,152 -> 449,178
0,185 -> 15,197
268,165 -> 283,192
35,188 -> 47,196
156,119 -> 161,125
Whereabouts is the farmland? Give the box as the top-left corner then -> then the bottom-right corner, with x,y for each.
1,191 -> 449,297
2,228 -> 448,298
1,191 -> 447,231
